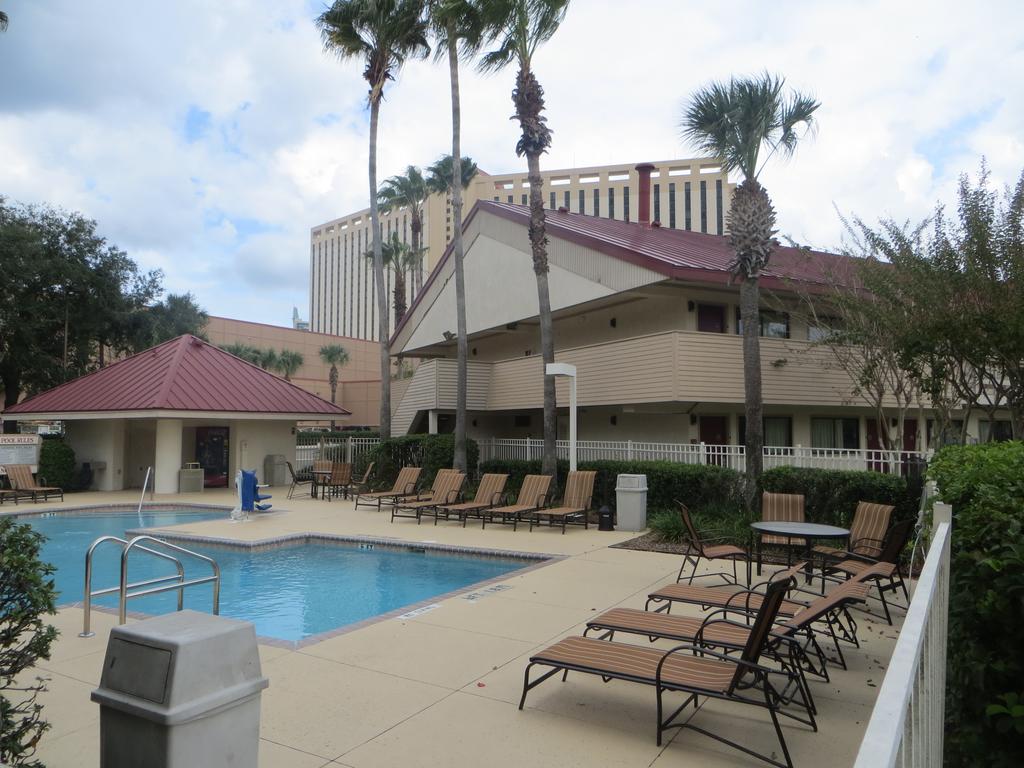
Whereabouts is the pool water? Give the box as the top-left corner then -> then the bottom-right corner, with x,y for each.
21,508 -> 530,642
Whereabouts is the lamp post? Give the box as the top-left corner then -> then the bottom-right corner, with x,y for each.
545,363 -> 577,472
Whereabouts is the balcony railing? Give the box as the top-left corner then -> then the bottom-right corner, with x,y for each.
854,504 -> 952,767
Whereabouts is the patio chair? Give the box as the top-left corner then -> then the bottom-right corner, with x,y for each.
353,466 -> 423,512
519,579 -> 804,768
285,461 -> 314,499
350,461 -> 375,496
756,492 -> 806,575
821,518 -> 914,625
482,474 -> 554,530
526,470 -> 597,533
324,462 -> 353,499
434,473 -> 509,526
3,464 -> 63,503
675,501 -> 748,585
311,459 -> 333,499
814,501 -> 894,562
391,471 -> 465,524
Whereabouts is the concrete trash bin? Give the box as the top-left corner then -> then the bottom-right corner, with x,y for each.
615,473 -> 648,532
263,454 -> 287,487
91,610 -> 269,768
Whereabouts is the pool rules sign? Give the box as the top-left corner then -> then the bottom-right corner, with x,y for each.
0,434 -> 41,467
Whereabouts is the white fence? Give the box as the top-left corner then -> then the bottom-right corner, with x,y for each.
853,504 -> 952,767
478,438 -> 930,476
295,437 -> 380,471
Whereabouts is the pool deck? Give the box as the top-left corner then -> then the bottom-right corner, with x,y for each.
10,489 -> 901,767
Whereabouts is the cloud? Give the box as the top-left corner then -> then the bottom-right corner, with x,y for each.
0,0 -> 1022,326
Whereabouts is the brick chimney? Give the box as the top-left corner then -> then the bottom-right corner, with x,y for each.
635,163 -> 656,225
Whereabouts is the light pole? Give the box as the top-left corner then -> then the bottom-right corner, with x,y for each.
546,363 -> 577,472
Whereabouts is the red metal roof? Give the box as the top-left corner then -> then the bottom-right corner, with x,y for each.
4,335 -> 350,417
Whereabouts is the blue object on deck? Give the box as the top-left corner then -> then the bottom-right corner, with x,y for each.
240,469 -> 272,512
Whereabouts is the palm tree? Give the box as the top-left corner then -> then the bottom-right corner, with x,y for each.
320,344 -> 350,427
680,73 -> 819,509
477,0 -> 569,476
276,350 -> 304,381
425,153 -> 479,194
367,231 -> 418,327
220,342 -> 262,365
0,12 -> 8,32
317,0 -> 430,441
378,165 -> 429,292
255,348 -> 279,371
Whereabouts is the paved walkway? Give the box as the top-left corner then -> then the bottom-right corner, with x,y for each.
8,489 -> 901,767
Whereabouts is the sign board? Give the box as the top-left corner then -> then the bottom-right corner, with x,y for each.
0,434 -> 42,470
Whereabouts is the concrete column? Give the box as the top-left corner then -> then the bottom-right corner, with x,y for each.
154,419 -> 183,494
428,410 -> 439,435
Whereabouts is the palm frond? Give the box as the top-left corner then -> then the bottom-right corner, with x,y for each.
475,0 -> 569,73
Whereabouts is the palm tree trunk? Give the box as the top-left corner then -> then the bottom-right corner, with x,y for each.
329,365 -> 338,429
449,27 -> 468,474
411,211 -> 423,293
739,277 -> 763,512
369,96 -> 391,439
393,268 -> 407,327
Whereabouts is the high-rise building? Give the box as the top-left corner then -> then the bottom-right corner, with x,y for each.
308,158 -> 733,339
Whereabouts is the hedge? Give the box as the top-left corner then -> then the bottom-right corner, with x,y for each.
761,466 -> 916,528
38,439 -> 76,491
929,442 -> 1024,767
367,434 -> 479,489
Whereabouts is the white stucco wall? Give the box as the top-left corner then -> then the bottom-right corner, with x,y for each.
65,419 -> 127,491
230,420 -> 296,487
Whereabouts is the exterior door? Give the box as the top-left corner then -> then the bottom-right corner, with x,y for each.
195,427 -> 230,488
699,416 -> 729,466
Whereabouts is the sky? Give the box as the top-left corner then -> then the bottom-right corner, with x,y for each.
1,0 -> 1022,327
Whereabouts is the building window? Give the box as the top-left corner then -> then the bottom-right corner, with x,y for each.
550,191 -> 556,210
521,193 -> 527,205
927,419 -> 964,447
593,188 -> 600,216
623,186 -> 630,222
493,195 -> 499,201
811,417 -> 860,449
653,183 -> 661,223
740,416 -> 794,447
668,183 -> 676,228
716,179 -> 724,234
979,420 -> 1014,442
736,309 -> 790,339
684,182 -> 692,230
578,189 -> 585,213
700,180 -> 708,232
507,194 -> 513,203
807,317 -> 842,342
608,188 -> 615,219
563,190 -> 570,209
697,304 -> 726,333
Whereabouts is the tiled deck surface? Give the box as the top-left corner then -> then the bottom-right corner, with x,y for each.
7,489 -> 902,767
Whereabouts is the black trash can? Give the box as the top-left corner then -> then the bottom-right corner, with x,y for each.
598,505 -> 614,531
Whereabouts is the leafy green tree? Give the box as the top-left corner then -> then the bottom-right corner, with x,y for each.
0,518 -> 58,768
128,293 -> 208,352
378,165 -> 429,291
477,0 -> 570,475
0,201 -> 161,431
276,350 -> 304,381
317,0 -> 430,441
680,73 -> 819,508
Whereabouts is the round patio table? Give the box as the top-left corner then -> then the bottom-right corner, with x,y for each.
748,521 -> 850,584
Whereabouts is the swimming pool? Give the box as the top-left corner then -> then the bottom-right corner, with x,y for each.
18,506 -> 536,643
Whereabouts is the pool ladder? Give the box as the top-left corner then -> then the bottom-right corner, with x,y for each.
79,535 -> 221,638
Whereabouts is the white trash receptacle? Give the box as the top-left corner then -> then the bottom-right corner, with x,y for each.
91,610 -> 269,768
615,473 -> 648,531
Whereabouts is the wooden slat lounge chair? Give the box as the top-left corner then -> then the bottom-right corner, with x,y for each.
520,579 -> 804,768
286,461 -> 314,499
353,466 -> 423,511
391,471 -> 465,524
822,518 -> 914,625
527,470 -> 597,533
324,462 -> 353,499
434,473 -> 509,526
483,474 -> 553,530
0,484 -> 18,505
675,501 -> 748,585
756,492 -> 806,575
350,461 -> 375,496
4,464 -> 63,503
814,501 -> 894,562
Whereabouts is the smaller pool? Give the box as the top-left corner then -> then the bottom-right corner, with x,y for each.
20,506 -> 535,643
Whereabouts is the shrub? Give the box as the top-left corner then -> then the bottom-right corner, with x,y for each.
928,442 -> 1024,767
37,439 -> 75,491
368,434 -> 479,488
0,518 -> 59,767
761,466 -> 913,527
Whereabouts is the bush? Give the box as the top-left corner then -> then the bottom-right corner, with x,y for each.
761,466 -> 913,527
0,518 -> 59,767
37,439 -> 75,491
368,434 -> 479,489
928,442 -> 1024,767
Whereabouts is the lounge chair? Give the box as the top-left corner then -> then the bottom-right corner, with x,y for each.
434,473 -> 509,526
324,462 -> 353,499
756,492 -> 805,574
353,466 -> 423,511
285,461 -> 314,499
822,518 -> 914,625
520,579 -> 804,768
3,464 -> 63,503
814,501 -> 894,562
482,474 -> 553,530
526,470 -> 597,533
350,461 -> 375,496
391,471 -> 465,524
675,501 -> 748,585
